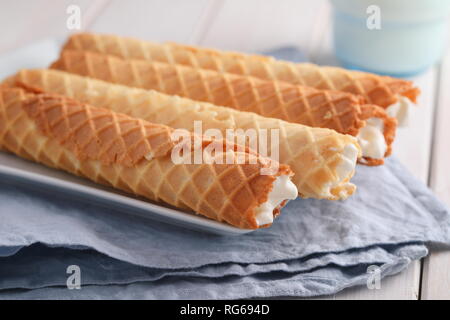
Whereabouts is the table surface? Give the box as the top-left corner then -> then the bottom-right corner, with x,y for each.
1,0 -> 449,300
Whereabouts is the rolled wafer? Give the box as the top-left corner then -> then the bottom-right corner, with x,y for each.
50,50 -> 395,166
62,32 -> 420,118
4,69 -> 361,200
0,88 -> 297,229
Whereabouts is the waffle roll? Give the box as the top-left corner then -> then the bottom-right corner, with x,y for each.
50,50 -> 394,165
62,32 -> 420,110
4,69 -> 361,200
0,88 -> 299,229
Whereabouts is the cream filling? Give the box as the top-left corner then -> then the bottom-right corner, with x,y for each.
254,175 -> 298,226
336,143 -> 359,182
357,118 -> 387,159
386,96 -> 414,127
322,143 -> 359,197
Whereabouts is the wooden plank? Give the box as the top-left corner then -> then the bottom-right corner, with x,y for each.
88,0 -> 213,44
392,68 -> 437,177
332,262 -> 421,300
421,54 -> 450,300
308,2 -> 337,66
422,251 -> 450,300
200,0 -> 326,54
308,1 -> 438,300
0,0 -> 98,54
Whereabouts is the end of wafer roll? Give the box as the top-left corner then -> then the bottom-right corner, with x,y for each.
167,130 -> 299,229
357,104 -> 397,166
379,74 -> 421,105
249,163 -> 297,228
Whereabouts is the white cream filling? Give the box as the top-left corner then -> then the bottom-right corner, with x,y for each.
386,96 -> 414,127
254,175 -> 298,226
321,143 -> 359,197
357,118 -> 387,159
336,143 -> 359,182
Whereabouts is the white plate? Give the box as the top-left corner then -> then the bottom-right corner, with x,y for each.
0,39 -> 252,236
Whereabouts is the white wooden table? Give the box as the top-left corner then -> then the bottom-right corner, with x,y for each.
1,0 -> 449,300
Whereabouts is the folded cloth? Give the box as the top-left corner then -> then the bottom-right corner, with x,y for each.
0,243 -> 428,299
0,45 -> 449,299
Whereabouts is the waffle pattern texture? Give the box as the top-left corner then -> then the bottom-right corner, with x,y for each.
0,88 -> 292,229
63,33 -> 420,108
50,50 -> 394,165
5,69 -> 360,200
